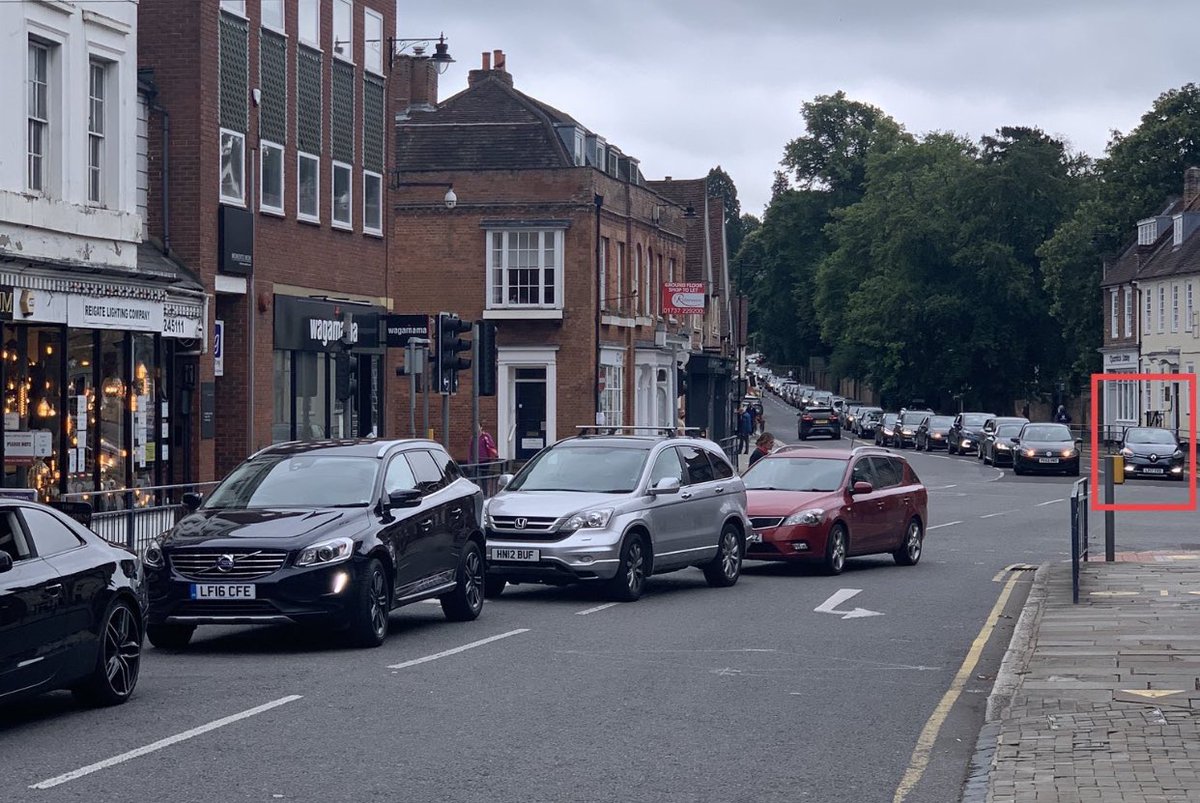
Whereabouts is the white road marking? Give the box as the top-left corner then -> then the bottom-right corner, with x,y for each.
935,484 -> 958,489
980,511 -> 1016,519
927,521 -> 963,530
387,629 -> 529,670
814,588 -> 883,620
576,602 -> 619,616
1036,499 -> 1064,507
29,695 -> 303,790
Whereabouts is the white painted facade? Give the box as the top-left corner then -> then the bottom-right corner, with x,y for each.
0,0 -> 141,267
1138,265 -> 1198,436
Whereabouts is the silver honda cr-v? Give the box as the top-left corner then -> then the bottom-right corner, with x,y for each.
483,432 -> 751,602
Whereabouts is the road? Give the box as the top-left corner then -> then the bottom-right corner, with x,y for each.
1,393 -> 1194,803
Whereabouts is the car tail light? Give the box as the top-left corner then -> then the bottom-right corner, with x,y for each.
802,415 -> 813,422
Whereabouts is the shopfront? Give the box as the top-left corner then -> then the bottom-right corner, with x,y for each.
0,273 -> 206,504
272,295 -> 385,442
1101,347 -> 1140,440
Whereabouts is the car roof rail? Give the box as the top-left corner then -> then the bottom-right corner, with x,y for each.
574,425 -> 698,439
850,445 -> 890,456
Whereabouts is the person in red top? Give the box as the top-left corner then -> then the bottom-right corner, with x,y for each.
476,424 -> 498,462
748,432 -> 776,468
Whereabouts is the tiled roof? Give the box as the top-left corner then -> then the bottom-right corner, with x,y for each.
1138,224 -> 1200,280
397,75 -> 573,172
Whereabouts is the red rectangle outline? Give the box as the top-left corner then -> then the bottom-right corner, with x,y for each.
1090,373 -> 1197,512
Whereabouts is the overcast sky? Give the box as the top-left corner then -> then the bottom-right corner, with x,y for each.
397,0 -> 1197,216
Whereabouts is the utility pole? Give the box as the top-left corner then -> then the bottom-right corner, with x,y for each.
470,323 -> 481,464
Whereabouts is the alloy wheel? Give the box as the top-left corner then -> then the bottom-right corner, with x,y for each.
831,530 -> 846,573
464,549 -> 484,612
103,605 -> 141,698
369,569 -> 389,638
720,531 -> 741,580
626,540 -> 645,593
905,522 -> 922,562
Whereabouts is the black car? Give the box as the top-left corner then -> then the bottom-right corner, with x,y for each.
1119,427 -> 1186,480
144,440 -> 486,649
978,417 -> 1030,462
981,422 -> 1025,466
947,412 -> 995,455
1011,423 -> 1081,476
916,415 -> 956,451
892,411 -> 931,449
1,500 -> 145,707
855,407 -> 883,437
874,413 -> 899,446
799,406 -> 841,440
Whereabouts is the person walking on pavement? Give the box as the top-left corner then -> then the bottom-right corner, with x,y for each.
748,432 -> 776,468
1055,405 -> 1072,424
737,405 -> 754,454
476,424 -> 499,462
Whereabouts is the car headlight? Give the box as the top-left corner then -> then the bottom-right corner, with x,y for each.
296,536 -> 355,567
1024,449 -> 1037,457
1120,448 -> 1133,458
996,443 -> 1009,450
961,439 -> 972,447
932,433 -> 943,439
1062,449 -> 1077,458
563,509 -> 613,533
783,508 -> 826,526
902,429 -> 913,435
142,537 -> 164,569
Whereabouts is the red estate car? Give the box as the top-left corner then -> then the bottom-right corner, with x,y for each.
742,446 -> 929,575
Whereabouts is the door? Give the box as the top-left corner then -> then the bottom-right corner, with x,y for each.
431,449 -> 475,570
844,457 -> 886,553
0,509 -> 64,699
643,447 -> 693,568
379,453 -> 429,597
867,456 -> 906,552
676,445 -> 724,564
20,506 -> 98,680
514,369 -> 547,460
403,449 -> 456,594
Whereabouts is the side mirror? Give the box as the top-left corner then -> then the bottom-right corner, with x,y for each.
1009,437 -> 1020,445
649,477 -> 681,496
1075,438 -> 1083,446
0,552 -> 12,573
850,481 -> 874,495
387,489 -> 423,509
497,473 -> 513,491
181,492 -> 203,512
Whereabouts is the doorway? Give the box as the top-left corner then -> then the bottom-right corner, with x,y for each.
514,368 -> 547,460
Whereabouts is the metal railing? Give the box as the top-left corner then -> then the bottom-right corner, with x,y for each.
718,435 -> 741,467
1070,476 -> 1091,604
459,459 -> 524,499
61,482 -> 220,554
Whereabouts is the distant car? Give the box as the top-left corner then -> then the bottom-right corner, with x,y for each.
144,439 -> 487,649
947,412 -> 995,455
742,445 -> 928,575
915,415 -> 956,451
892,411 -> 930,449
799,405 -> 841,440
855,407 -> 883,437
484,433 -> 749,601
1011,423 -> 1080,476
1120,427 -> 1186,480
841,403 -> 864,430
874,413 -> 899,446
978,417 -> 1030,461
981,423 -> 1025,466
1,500 -> 146,707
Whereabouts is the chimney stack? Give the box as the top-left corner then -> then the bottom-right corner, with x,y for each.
481,51 -> 491,71
493,49 -> 506,71
1186,166 -> 1200,209
391,54 -> 440,116
468,48 -> 513,88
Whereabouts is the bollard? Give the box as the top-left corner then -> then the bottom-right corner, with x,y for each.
1104,454 -> 1118,562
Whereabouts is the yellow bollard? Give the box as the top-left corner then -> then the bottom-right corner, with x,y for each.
1111,454 -> 1125,485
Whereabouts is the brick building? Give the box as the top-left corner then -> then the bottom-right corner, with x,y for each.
139,0 -> 396,482
392,51 -> 736,461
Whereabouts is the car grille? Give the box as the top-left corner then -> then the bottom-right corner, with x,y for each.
750,517 -> 784,530
173,600 -> 281,617
170,549 -> 289,581
488,515 -> 560,536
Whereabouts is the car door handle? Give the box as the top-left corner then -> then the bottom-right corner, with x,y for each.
714,486 -> 725,493
680,491 -> 693,499
419,519 -> 434,530
450,508 -> 464,519
45,584 -> 63,597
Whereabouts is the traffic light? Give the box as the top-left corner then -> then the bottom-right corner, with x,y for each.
435,312 -> 472,394
477,321 -> 498,397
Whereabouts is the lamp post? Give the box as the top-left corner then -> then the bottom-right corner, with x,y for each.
390,34 -> 455,73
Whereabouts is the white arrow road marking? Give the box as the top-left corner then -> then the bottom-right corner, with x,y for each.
814,588 -> 883,620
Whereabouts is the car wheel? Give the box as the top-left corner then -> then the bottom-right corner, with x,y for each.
484,576 -> 508,598
823,524 -> 848,576
348,558 -> 390,648
606,533 -> 648,602
894,518 -> 924,567
703,524 -> 743,588
441,541 -> 485,622
74,597 -> 142,706
146,623 -> 194,650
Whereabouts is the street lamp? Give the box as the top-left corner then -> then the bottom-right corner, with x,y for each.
390,34 -> 455,73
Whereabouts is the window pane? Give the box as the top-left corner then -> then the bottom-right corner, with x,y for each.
364,10 -> 383,73
220,0 -> 246,14
298,154 -> 318,218
299,0 -> 319,42
99,330 -> 127,492
262,144 -> 283,210
262,0 -> 284,29
220,130 -> 244,201
272,350 -> 292,442
678,446 -> 714,485
405,450 -> 444,493
364,172 -> 381,231
21,508 -> 84,557
296,352 -> 326,439
384,455 -> 417,493
334,0 -> 352,58
332,164 -> 351,224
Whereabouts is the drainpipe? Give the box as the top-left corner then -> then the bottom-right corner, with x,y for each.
147,97 -> 171,254
594,193 -> 604,421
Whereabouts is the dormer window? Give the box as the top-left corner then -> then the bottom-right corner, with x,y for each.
1174,214 -> 1184,247
1138,219 -> 1158,245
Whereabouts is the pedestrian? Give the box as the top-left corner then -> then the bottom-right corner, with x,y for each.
753,404 -> 764,436
748,432 -> 775,468
737,406 -> 754,454
1055,405 -> 1072,424
476,424 -> 499,462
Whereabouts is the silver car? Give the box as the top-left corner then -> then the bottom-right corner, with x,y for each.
483,433 -> 750,602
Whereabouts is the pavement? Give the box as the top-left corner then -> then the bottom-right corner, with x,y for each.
969,560 -> 1200,803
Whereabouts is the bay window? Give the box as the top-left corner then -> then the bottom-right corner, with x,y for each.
486,229 -> 565,309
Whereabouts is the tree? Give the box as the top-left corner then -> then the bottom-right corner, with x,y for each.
707,166 -> 747,257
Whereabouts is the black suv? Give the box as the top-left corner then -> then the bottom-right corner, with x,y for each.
947,412 -> 995,455
799,406 -> 841,440
144,440 -> 485,649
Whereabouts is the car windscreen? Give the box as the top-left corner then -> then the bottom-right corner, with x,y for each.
805,407 -> 835,416
204,454 -> 379,509
1022,425 -> 1072,441
508,445 -> 650,493
996,424 -> 1024,437
962,414 -> 990,427
1126,428 -> 1177,445
929,416 -> 955,427
901,413 -> 927,425
743,456 -> 846,492
882,413 -> 898,425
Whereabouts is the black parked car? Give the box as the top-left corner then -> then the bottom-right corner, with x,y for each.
892,411 -> 931,449
144,440 -> 486,649
981,422 -> 1025,466
874,413 -> 899,446
916,415 -> 956,451
1011,423 -> 1081,476
798,406 -> 841,440
947,412 -> 995,455
1119,427 -> 1186,480
978,417 -> 1030,462
1,500 -> 145,707
855,407 -> 883,437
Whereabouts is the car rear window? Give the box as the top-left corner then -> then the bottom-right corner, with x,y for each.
962,414 -> 991,427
